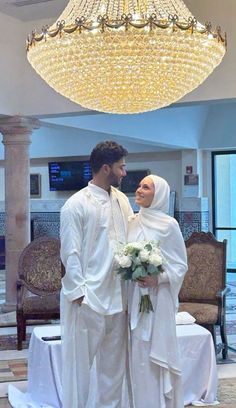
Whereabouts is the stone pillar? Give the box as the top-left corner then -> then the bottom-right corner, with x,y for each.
0,116 -> 40,311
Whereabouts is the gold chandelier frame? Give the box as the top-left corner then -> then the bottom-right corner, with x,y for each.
26,14 -> 226,52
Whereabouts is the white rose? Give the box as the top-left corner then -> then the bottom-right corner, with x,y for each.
139,249 -> 150,262
149,254 -> 163,267
119,255 -> 132,268
130,242 -> 143,251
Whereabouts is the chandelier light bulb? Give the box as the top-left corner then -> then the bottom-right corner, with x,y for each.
27,0 -> 226,114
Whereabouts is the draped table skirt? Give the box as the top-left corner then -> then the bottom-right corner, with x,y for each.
8,323 -> 218,407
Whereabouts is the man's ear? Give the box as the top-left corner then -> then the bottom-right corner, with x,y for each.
102,164 -> 111,175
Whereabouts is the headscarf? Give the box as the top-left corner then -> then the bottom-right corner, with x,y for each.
139,175 -> 170,233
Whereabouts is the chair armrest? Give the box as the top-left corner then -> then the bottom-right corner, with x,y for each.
16,279 -> 26,310
216,287 -> 230,313
17,279 -> 25,289
216,287 -> 231,299
17,278 -> 33,292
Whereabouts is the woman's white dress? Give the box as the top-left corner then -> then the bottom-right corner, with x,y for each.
128,214 -> 187,408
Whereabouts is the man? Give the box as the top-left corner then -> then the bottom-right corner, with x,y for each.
60,140 -> 133,408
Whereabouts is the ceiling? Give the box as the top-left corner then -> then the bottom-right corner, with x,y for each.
0,0 -> 67,21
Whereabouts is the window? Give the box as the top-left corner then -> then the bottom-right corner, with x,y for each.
212,151 -> 236,272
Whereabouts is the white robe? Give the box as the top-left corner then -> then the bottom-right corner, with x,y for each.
128,214 -> 187,408
60,183 -> 133,408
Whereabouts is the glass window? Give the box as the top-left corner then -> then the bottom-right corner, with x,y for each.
212,151 -> 236,271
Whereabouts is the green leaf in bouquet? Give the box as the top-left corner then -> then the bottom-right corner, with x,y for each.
123,271 -> 132,280
133,256 -> 142,266
117,267 -> 132,280
144,243 -> 152,251
147,264 -> 157,275
132,265 -> 146,280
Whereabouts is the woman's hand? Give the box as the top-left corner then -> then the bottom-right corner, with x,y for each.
137,275 -> 158,288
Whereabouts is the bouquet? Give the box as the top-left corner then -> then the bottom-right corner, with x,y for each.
115,241 -> 165,313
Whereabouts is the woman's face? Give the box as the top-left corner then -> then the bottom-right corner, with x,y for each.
135,176 -> 155,208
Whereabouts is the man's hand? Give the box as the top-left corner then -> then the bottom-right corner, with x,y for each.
75,296 -> 85,305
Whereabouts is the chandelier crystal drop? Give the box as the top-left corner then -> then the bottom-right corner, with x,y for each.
27,0 -> 226,114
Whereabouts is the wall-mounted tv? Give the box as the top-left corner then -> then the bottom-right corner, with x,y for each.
120,169 -> 150,194
48,161 -> 92,191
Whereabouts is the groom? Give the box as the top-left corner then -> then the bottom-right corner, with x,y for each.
60,140 -> 133,408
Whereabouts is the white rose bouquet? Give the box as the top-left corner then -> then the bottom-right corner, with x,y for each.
115,241 -> 165,313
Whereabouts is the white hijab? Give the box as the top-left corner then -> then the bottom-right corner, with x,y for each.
139,174 -> 170,235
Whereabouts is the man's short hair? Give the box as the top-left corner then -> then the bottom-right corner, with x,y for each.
90,140 -> 128,174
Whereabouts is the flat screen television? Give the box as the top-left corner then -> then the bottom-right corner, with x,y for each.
48,161 -> 92,191
120,169 -> 150,194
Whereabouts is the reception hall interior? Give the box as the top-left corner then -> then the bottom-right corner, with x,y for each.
0,0 -> 236,407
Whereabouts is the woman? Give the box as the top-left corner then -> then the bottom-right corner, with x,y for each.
128,175 -> 187,408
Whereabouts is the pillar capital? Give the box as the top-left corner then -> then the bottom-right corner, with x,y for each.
0,115 -> 40,145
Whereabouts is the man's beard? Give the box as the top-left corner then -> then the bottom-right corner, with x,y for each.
108,172 -> 121,188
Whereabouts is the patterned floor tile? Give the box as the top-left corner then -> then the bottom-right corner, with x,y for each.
0,359 -> 27,383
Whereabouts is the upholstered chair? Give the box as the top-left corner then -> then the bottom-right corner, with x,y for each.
179,231 -> 229,359
16,237 -> 61,350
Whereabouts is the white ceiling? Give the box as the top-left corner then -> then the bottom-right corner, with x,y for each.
0,0 -> 67,21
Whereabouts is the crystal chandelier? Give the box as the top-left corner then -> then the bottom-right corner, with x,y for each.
27,0 -> 226,114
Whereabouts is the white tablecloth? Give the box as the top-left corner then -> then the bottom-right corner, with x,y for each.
8,323 -> 218,407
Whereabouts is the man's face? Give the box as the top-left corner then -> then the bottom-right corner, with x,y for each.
107,158 -> 127,187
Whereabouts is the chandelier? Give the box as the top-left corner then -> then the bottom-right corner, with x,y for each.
27,0 -> 226,114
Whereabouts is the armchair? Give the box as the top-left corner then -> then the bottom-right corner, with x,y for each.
179,231 -> 229,359
17,237 -> 61,350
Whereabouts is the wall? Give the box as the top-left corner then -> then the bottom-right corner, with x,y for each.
0,13 -> 23,114
31,150 -> 182,202
0,149 -> 216,242
0,150 -> 182,240
0,12 -> 80,117
182,0 -> 235,104
0,150 -> 182,203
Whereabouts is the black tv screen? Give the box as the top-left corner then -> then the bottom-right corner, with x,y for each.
48,161 -> 92,191
121,169 -> 150,194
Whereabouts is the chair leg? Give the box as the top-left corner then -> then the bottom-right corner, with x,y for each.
220,320 -> 228,360
23,320 -> 26,341
17,313 -> 26,351
203,324 -> 216,350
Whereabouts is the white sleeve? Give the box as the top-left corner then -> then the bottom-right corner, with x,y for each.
161,219 -> 188,307
60,204 -> 86,302
158,271 -> 169,284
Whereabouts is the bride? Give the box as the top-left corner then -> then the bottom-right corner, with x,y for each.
128,174 -> 187,408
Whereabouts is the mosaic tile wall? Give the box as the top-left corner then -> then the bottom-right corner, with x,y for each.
175,211 -> 209,240
0,212 -> 60,241
0,213 -> 4,236
0,210 -> 209,243
31,212 -> 60,239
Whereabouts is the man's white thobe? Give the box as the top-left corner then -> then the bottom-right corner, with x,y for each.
60,182 -> 133,408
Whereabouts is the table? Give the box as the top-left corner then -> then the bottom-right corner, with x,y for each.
8,323 -> 218,407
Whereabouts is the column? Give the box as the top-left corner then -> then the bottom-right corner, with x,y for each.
0,115 -> 40,311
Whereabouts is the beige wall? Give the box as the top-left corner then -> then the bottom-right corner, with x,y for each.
0,150 -> 182,205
